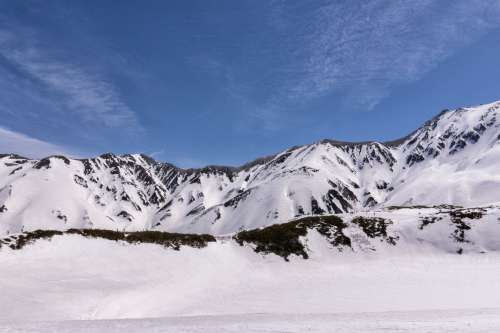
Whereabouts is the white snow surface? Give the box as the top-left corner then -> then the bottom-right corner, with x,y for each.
2,101 -> 500,332
2,310 -> 500,333
1,101 -> 500,235
1,232 -> 500,331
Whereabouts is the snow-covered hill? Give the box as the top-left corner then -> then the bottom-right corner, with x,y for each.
1,100 -> 500,235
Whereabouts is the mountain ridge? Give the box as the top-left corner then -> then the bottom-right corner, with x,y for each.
1,100 -> 500,235
0,106 -> 453,171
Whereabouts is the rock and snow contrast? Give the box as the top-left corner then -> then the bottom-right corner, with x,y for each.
1,101 -> 500,235
2,101 -> 500,332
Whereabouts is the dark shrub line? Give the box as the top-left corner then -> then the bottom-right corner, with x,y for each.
3,230 -> 64,250
0,229 -> 216,250
386,204 -> 464,211
234,215 -> 351,261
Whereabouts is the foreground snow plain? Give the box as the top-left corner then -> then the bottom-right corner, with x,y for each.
3,309 -> 500,333
1,233 -> 500,332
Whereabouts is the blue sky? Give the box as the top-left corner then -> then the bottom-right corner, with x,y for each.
1,0 -> 500,167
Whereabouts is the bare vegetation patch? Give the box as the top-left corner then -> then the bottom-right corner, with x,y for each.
386,204 -> 463,211
351,216 -> 398,245
418,207 -> 486,253
0,229 -> 215,250
234,215 -> 351,261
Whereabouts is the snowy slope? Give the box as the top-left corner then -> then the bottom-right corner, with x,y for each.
1,205 -> 500,328
1,100 -> 500,235
1,232 -> 500,323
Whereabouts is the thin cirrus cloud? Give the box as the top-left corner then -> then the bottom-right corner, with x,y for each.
0,126 -> 75,159
3,48 -> 139,129
0,25 -> 140,131
263,0 -> 500,114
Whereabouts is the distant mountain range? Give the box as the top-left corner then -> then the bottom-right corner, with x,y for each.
1,100 -> 500,236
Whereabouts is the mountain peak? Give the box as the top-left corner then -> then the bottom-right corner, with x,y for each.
1,100 -> 500,235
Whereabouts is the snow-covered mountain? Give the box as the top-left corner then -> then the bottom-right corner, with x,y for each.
1,100 -> 500,235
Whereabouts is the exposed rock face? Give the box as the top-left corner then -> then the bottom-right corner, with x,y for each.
1,101 -> 500,235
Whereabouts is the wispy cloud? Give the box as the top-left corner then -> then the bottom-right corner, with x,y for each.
288,0 -> 500,110
0,126 -> 76,158
148,150 -> 165,159
1,48 -> 139,129
190,1 -> 500,132
0,21 -> 140,130
220,0 -> 500,130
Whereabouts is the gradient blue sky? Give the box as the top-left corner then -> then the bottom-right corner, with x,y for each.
1,0 -> 500,167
